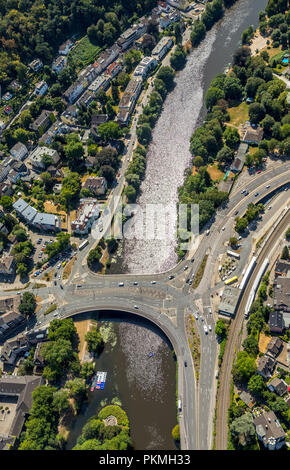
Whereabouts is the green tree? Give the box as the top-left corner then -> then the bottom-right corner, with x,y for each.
19,292 -> 36,317
80,362 -> 95,379
0,195 -> 13,211
242,335 -> 259,356
172,424 -> 180,441
66,378 -> 88,412
98,121 -> 122,141
232,351 -> 257,383
247,374 -> 266,396
156,66 -> 175,90
281,245 -> 289,260
223,127 -> 240,149
85,327 -> 104,354
87,247 -> 102,269
230,413 -> 257,449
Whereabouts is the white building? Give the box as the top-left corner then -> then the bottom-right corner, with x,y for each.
152,36 -> 173,61
29,146 -> 59,172
52,56 -> 67,74
35,81 -> 48,96
71,199 -> 100,235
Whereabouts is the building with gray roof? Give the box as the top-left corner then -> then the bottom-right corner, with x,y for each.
254,410 -> 286,450
218,286 -> 241,317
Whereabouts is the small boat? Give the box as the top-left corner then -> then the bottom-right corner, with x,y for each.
148,352 -> 155,358
91,371 -> 107,391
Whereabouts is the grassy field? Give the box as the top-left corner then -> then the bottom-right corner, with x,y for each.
207,164 -> 224,182
192,254 -> 208,289
228,102 -> 249,128
68,36 -> 101,69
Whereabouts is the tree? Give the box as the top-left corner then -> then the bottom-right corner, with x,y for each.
66,378 -> 88,412
281,245 -> 289,260
223,127 -> 240,149
205,87 -> 225,109
235,217 -> 248,233
224,76 -> 243,101
249,102 -> 265,124
14,228 -> 28,242
216,146 -> 234,164
124,185 -> 136,202
232,351 -> 257,383
48,318 -> 77,344
247,374 -> 266,396
64,140 -> 85,171
85,327 -> 104,354
40,172 -> 54,192
242,335 -> 259,356
0,195 -> 13,211
19,292 -> 36,318
136,123 -> 152,146
230,413 -> 257,449
172,424 -> 180,441
170,45 -> 186,71
98,121 -> 122,141
215,319 -> 226,339
60,172 -> 81,208
229,237 -> 238,248
53,390 -> 70,416
156,66 -> 175,90
286,228 -> 290,240
191,18 -> 206,47
42,338 -> 76,381
80,362 -> 95,379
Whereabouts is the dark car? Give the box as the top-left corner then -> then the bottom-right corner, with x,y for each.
54,280 -> 57,286
184,361 -> 187,367
234,210 -> 239,215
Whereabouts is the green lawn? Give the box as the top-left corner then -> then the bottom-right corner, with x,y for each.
228,102 -> 249,128
68,36 -> 102,70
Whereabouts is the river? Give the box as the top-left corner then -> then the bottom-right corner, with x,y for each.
109,0 -> 268,275
67,0 -> 268,451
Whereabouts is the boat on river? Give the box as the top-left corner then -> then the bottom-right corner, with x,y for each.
90,371 -> 107,391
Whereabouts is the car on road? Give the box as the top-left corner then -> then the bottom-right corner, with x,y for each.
133,281 -> 138,285
208,325 -> 212,332
189,280 -> 192,285
134,305 -> 139,309
266,185 -> 270,189
191,258 -> 194,263
200,316 -> 204,322
151,280 -> 156,284
244,191 -> 249,196
57,263 -> 61,269
222,226 -> 225,231
184,361 -> 187,367
60,285 -> 63,289
118,282 -> 124,287
257,170 -> 261,174
268,205 -> 272,210
184,265 -> 188,270
206,229 -> 210,235
168,275 -> 174,280
58,275 -> 61,280
186,278 -> 190,283
208,308 -> 212,314
238,235 -> 242,240
254,192 -> 259,197
17,291 -> 21,295
195,314 -> 198,320
54,280 -> 57,285
241,189 -> 245,194
234,210 -> 239,215
203,324 -> 208,334
53,312 -> 58,317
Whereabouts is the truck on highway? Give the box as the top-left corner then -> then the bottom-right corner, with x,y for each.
178,399 -> 182,412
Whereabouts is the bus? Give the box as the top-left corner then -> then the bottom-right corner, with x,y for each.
224,276 -> 238,285
227,250 -> 240,259
79,239 -> 89,250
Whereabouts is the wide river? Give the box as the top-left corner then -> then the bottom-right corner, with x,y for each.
110,0 -> 268,275
68,0 -> 268,450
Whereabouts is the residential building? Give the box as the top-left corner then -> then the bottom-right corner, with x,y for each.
32,212 -> 61,232
269,311 -> 285,334
0,256 -> 16,281
0,296 -> 20,314
257,355 -> 276,379
230,142 -> 248,173
71,199 -> 100,235
34,81 -> 48,96
158,1 -> 171,13
28,59 -> 43,72
253,410 -> 286,450
58,39 -> 73,55
266,337 -> 283,359
118,78 -> 143,111
105,61 -> 122,79
275,260 -> 290,277
77,90 -> 95,108
88,74 -> 110,95
117,22 -> 147,51
9,80 -> 22,91
93,44 -> 120,74
9,142 -> 28,161
91,114 -> 108,128
133,56 -> 158,80
52,55 -> 67,74
29,110 -> 52,133
33,342 -> 46,374
0,375 -> 43,449
273,276 -> 290,314
242,125 -> 264,145
83,176 -> 107,196
3,106 -> 12,116
63,79 -> 84,104
152,36 -> 173,61
0,311 -> 25,343
29,146 -> 59,172
267,377 -> 288,396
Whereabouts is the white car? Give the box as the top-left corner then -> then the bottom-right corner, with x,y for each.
203,325 -> 208,334
195,314 -> 198,320
208,325 -> 212,332
222,226 -> 225,231
151,280 -> 156,284
200,316 -> 204,322
134,305 -> 139,309
268,206 -> 272,210
266,185 -> 270,189
118,282 -> 124,287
